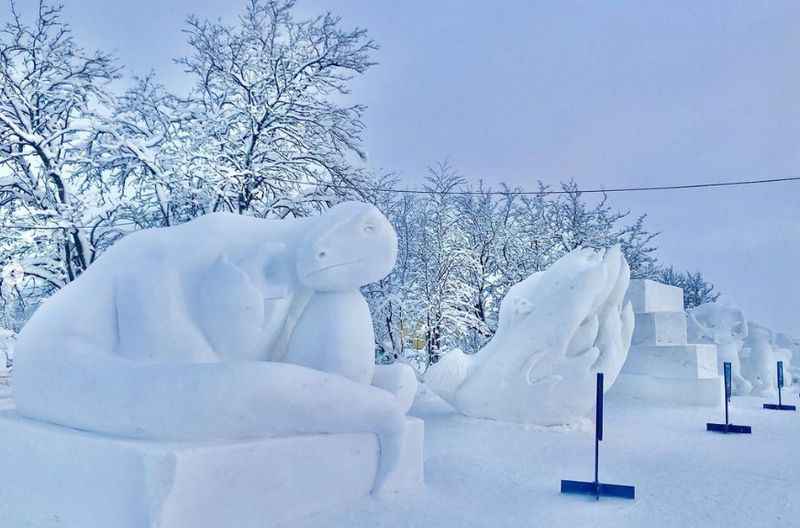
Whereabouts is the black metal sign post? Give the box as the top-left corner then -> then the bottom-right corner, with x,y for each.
560,372 -> 635,500
763,361 -> 796,411
707,362 -> 752,434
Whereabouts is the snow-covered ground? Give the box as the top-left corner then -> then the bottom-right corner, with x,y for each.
0,384 -> 796,527
292,386 -> 800,528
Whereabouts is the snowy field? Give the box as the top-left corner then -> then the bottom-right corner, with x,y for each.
293,387 -> 800,528
0,384 -> 796,527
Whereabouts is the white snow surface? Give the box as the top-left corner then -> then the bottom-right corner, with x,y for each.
289,386 -> 800,528
426,246 -> 634,425
11,201 -> 415,492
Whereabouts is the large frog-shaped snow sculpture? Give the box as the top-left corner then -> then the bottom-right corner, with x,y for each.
687,300 -> 752,395
12,201 -> 416,493
425,246 -> 634,425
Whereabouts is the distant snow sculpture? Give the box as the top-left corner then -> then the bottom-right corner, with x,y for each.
12,201 -> 416,493
687,300 -> 752,395
425,246 -> 634,425
741,322 -> 777,396
775,332 -> 799,385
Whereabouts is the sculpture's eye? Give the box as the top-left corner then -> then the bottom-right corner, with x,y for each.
514,298 -> 533,316
363,224 -> 376,234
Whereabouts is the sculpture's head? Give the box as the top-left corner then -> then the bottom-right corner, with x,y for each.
688,301 -> 748,346
449,245 -> 634,425
297,201 -> 398,291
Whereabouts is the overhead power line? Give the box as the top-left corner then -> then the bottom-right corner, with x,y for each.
1,175 -> 798,230
269,175 -> 800,196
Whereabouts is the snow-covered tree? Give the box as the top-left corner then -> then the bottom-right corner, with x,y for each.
86,75 -> 208,228
0,1 -> 121,291
658,266 -> 720,309
455,183 -> 508,349
410,163 -> 486,367
176,0 -> 378,217
360,175 -> 419,363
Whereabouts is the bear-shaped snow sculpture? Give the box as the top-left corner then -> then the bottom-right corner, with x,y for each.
687,300 -> 752,395
12,201 -> 416,493
741,322 -> 777,397
425,246 -> 634,425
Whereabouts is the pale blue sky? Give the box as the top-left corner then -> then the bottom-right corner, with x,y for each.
11,1 -> 800,334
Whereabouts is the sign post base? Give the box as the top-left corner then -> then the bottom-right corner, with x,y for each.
705,422 -> 751,434
763,362 -> 795,411
561,479 -> 635,500
762,403 -> 796,411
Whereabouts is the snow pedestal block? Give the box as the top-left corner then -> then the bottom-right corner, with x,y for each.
622,344 -> 718,379
625,279 -> 684,313
611,279 -> 723,407
611,373 -> 724,407
631,312 -> 687,346
0,411 -> 424,528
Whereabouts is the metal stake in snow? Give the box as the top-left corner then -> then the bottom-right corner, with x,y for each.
763,361 -> 796,411
560,372 -> 635,500
706,362 -> 752,434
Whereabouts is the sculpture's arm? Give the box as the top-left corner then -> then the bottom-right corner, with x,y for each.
12,342 -> 405,492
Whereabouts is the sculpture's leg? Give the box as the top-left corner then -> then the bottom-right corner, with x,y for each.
722,344 -> 752,395
731,364 -> 753,395
114,264 -> 216,362
13,346 -> 406,493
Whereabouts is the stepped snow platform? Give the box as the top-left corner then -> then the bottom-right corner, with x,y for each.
610,279 -> 724,407
0,410 -> 424,528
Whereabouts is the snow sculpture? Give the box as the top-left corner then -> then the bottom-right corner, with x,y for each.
425,246 -> 634,425
12,201 -> 419,495
687,301 -> 751,395
775,332 -> 799,385
741,322 -> 777,396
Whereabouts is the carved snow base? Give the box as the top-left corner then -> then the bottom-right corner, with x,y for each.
611,279 -> 724,407
0,411 -> 424,528
611,373 -> 724,407
622,344 -> 719,379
